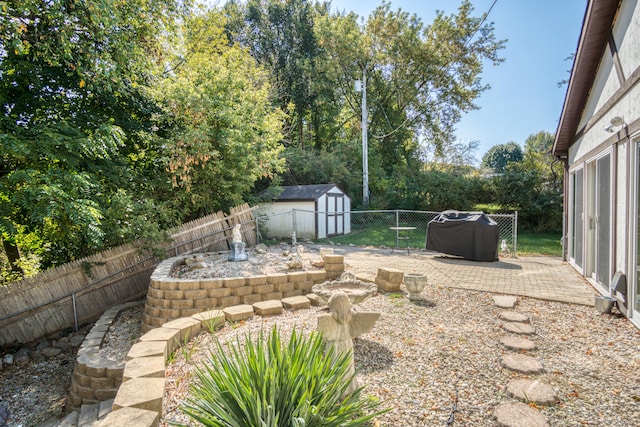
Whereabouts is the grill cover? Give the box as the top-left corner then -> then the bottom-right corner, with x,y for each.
426,211 -> 499,262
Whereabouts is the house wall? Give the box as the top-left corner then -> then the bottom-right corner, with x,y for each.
566,0 -> 640,327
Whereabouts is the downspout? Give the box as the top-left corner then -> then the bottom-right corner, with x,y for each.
612,139 -> 618,277
624,127 -> 631,316
561,155 -> 569,262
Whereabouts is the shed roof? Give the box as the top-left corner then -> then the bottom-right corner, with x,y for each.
274,184 -> 342,201
552,0 -> 620,157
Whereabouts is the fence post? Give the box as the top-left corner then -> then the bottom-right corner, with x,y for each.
292,210 -> 297,238
395,210 -> 400,228
255,217 -> 260,244
72,292 -> 78,332
513,211 -> 518,257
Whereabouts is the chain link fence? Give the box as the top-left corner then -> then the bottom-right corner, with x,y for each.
257,209 -> 517,257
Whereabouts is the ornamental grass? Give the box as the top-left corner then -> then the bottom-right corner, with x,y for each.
179,326 -> 386,426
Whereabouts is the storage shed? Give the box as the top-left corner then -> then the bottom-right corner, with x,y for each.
258,184 -> 351,240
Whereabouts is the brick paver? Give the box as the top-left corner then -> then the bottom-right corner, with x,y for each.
338,248 -> 596,306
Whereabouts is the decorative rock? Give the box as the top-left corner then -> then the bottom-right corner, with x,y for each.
53,340 -> 71,352
506,379 -> 558,406
41,347 -> 63,357
70,334 -> 86,346
14,348 -> 31,365
493,295 -> 518,308
503,322 -> 535,335
500,353 -> 544,374
499,311 -> 530,323
36,340 -> 51,350
493,402 -> 549,427
500,336 -> 537,351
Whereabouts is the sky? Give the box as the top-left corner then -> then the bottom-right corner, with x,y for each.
330,0 -> 587,162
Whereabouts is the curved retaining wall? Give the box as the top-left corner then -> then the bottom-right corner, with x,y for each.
100,295 -> 320,426
142,254 -> 345,332
67,301 -> 143,410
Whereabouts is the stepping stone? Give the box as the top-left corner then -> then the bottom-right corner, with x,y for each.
98,399 -> 115,419
493,295 -> 518,308
506,379 -> 558,406
253,300 -> 283,316
98,406 -> 159,427
78,402 -> 99,427
499,310 -> 530,323
223,304 -> 254,322
494,402 -> 549,427
503,322 -> 535,335
58,411 -> 80,427
500,353 -> 544,374
500,336 -> 537,351
281,295 -> 311,310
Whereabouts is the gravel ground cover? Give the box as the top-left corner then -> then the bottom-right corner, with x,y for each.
162,287 -> 640,426
0,305 -> 142,427
0,341 -> 79,427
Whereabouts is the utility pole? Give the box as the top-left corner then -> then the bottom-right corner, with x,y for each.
356,65 -> 369,207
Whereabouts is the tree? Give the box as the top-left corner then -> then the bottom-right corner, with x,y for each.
481,142 -> 523,173
492,132 -> 562,232
154,11 -> 286,218
224,0 -> 322,148
0,0 -> 188,270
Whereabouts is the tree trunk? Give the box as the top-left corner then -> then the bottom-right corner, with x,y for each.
2,238 -> 24,274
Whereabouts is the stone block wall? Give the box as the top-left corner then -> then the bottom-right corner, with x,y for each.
142,254 -> 344,332
67,301 -> 143,410
102,298 -> 315,427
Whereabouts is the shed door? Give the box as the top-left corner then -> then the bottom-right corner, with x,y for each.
326,193 -> 344,236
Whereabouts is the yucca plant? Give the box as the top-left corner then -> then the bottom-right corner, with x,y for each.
179,326 -> 387,426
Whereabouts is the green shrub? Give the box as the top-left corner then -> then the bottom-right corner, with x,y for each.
180,326 -> 386,426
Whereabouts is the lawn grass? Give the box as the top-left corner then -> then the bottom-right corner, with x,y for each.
315,224 -> 562,257
516,232 -> 563,257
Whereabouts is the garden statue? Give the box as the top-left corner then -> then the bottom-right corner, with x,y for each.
317,291 -> 380,395
228,224 -> 248,261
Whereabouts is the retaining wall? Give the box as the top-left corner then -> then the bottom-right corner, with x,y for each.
67,301 -> 143,410
142,254 -> 345,332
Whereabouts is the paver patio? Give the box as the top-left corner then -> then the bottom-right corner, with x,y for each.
339,247 -> 597,306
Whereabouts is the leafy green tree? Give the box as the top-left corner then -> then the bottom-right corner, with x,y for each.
154,11 -> 286,218
224,0 -> 322,148
492,132 -> 562,232
0,0 -> 187,270
481,142 -> 523,173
